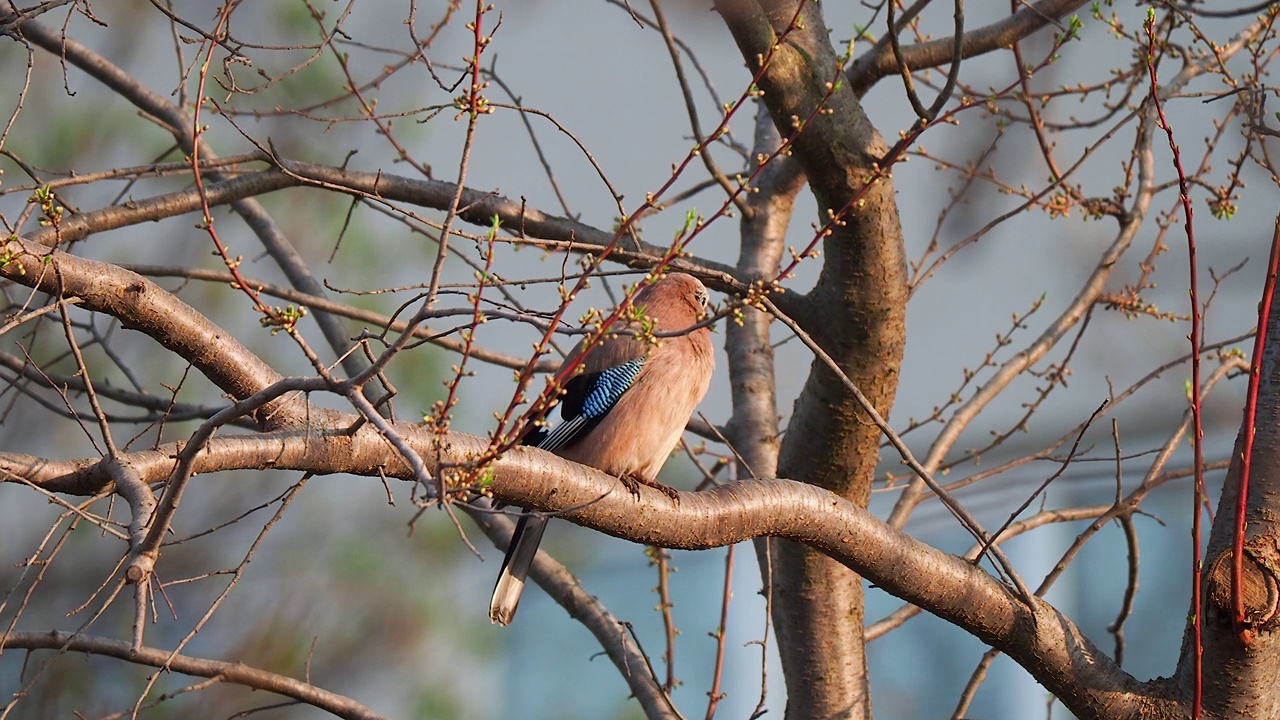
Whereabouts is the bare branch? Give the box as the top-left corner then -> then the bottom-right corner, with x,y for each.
0,235 -> 304,427
0,631 -> 389,720
848,0 -> 1090,96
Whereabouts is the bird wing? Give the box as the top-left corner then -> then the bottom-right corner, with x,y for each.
492,354 -> 645,625
536,355 -> 646,452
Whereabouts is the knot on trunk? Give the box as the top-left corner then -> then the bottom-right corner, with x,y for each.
1206,547 -> 1280,639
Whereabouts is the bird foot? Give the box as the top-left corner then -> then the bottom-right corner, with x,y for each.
620,475 -> 680,504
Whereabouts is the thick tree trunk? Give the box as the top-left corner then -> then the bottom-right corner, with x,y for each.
717,2 -> 909,717
1194,254 -> 1280,716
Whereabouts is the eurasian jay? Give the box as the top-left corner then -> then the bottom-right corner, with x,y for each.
489,272 -> 715,626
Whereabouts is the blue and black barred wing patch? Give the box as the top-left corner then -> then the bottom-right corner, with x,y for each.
537,356 -> 646,452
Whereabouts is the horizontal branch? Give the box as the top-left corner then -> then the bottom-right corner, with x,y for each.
0,420 -> 1175,718
20,156 -> 806,319
124,264 -> 557,373
847,0 -> 1091,96
2,631 -> 388,720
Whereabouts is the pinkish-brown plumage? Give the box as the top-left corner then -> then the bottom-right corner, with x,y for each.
556,273 -> 714,487
490,272 -> 715,625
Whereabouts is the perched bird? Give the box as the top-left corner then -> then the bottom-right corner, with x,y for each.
489,272 -> 715,626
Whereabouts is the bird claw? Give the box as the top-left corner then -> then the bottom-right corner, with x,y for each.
656,483 -> 681,504
619,475 -> 642,498
620,475 -> 680,504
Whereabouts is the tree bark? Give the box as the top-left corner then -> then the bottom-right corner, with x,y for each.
0,423 -> 1182,718
1195,248 -> 1280,716
717,2 -> 909,716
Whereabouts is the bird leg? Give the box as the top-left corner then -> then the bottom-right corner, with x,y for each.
619,473 -> 681,504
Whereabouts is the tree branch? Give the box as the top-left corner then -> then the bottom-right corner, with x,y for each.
5,7 -> 367,378
1,631 -> 389,720
715,1 -> 909,714
16,156 -> 803,319
846,0 -> 1091,97
0,235 -> 305,427
0,419 -> 1180,718
470,507 -> 682,720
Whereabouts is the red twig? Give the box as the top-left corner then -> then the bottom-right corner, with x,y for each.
189,7 -> 281,325
1145,10 -> 1203,717
434,221 -> 497,435
419,0 -> 498,473
649,546 -> 679,694
705,543 -> 734,719
1235,217 -> 1280,632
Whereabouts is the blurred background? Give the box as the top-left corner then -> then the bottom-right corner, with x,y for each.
0,1 -> 1270,717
